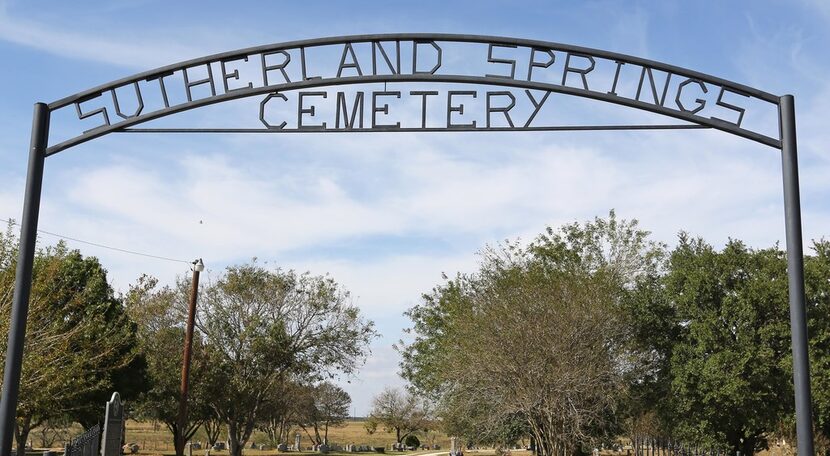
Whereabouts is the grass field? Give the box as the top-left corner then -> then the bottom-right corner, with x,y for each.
31,420 -> 453,456
27,419 -> 799,456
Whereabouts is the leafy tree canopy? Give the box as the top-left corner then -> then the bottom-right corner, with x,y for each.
0,225 -> 143,455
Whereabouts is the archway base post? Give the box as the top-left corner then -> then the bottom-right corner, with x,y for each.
781,94 -> 815,456
0,103 -> 49,456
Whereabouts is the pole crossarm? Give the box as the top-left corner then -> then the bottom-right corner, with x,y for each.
44,33 -> 784,155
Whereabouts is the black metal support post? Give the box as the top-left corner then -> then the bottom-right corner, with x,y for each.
780,94 -> 815,456
0,103 -> 49,456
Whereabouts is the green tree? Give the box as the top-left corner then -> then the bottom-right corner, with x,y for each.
257,380 -> 304,446
198,263 -> 375,456
367,387 -> 431,445
627,236 -> 792,454
297,382 -> 351,446
400,211 -> 662,455
0,226 -> 141,456
805,240 -> 830,454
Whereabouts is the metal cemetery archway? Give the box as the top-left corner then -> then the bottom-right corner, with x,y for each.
0,34 -> 813,454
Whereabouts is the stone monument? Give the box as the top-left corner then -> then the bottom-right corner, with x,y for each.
101,393 -> 124,456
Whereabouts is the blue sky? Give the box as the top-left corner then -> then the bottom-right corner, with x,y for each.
1,0 -> 829,415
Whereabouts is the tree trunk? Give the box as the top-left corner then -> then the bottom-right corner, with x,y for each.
15,417 -> 31,456
313,424 -> 322,446
227,417 -> 257,456
739,437 -> 756,456
303,427 -> 316,446
264,419 -> 277,445
14,416 -> 32,456
204,418 -> 222,446
168,416 -> 203,456
171,423 -> 185,456
278,417 -> 291,444
228,420 -> 242,456
241,420 -> 256,452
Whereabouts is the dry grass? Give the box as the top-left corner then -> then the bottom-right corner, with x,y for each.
35,421 -> 799,456
34,420 -> 452,456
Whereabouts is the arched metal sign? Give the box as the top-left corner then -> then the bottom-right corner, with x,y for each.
0,34 -> 814,455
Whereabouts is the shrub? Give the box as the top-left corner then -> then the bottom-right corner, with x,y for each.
404,435 -> 420,448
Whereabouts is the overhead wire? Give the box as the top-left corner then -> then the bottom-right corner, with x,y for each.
1,218 -> 191,264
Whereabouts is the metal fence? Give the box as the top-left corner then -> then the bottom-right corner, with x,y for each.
630,436 -> 735,456
63,424 -> 99,456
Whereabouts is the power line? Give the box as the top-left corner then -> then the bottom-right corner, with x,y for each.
1,218 -> 191,264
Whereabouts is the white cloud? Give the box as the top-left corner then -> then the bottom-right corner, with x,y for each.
33,124 -> 799,289
800,0 -> 830,21
336,342 -> 407,416
0,179 -> 23,223
0,2 -> 225,69
2,0 -> 828,415
293,253 -> 477,316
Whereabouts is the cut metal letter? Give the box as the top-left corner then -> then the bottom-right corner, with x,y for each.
486,91 -> 516,128
561,53 -> 595,90
410,90 -> 438,128
636,67 -> 672,106
527,48 -> 555,81
337,43 -> 364,78
183,64 -> 217,102
372,91 -> 401,129
111,82 -> 144,120
412,41 -> 442,75
298,91 -> 327,130
675,79 -> 708,114
336,91 -> 365,129
74,95 -> 110,133
145,71 -> 173,108
300,47 -> 322,80
372,41 -> 401,75
447,90 -> 477,128
259,92 -> 288,129
607,61 -> 625,96
712,87 -> 749,127
486,43 -> 518,79
220,56 -> 254,93
262,50 -> 292,85
524,90 -> 551,128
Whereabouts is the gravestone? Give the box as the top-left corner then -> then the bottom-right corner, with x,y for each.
101,393 -> 124,456
295,433 -> 302,452
277,443 -> 288,452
